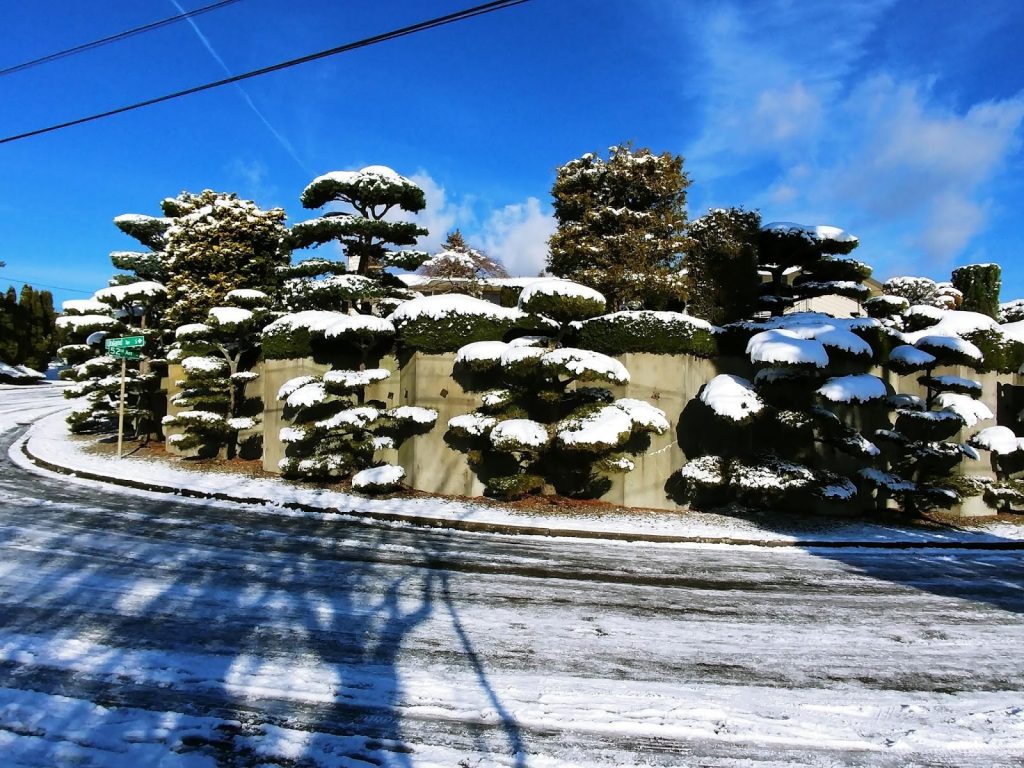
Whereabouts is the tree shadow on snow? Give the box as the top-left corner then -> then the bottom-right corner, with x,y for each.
0,430 -> 529,767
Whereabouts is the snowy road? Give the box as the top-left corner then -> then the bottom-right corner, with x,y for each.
0,387 -> 1023,766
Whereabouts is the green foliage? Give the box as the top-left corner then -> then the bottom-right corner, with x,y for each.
952,263 -> 1001,319
0,285 -> 58,370
757,223 -> 861,315
162,190 -> 290,327
548,144 -> 692,309
684,207 -> 761,324
961,329 -> 1024,373
395,311 -> 530,354
518,291 -> 605,327
864,295 -> 910,318
576,311 -> 719,356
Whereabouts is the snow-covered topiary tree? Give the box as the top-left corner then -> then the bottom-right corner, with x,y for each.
56,302 -> 151,435
163,290 -> 272,458
756,222 -> 863,316
285,166 -> 427,315
863,333 -> 992,514
446,279 -> 669,499
672,312 -> 887,512
548,144 -> 691,310
161,190 -> 290,326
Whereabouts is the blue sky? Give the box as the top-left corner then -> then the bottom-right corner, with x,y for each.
1,0 -> 1023,310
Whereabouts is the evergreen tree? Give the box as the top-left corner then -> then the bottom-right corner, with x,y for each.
446,279 -> 669,500
162,190 -> 290,326
952,263 -> 1001,319
285,166 -> 427,314
548,144 -> 691,310
417,229 -> 509,281
17,287 -> 57,370
757,222 -> 864,315
0,287 -> 19,363
685,208 -> 762,325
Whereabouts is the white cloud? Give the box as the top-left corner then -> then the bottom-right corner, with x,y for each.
407,172 -> 475,253
480,198 -> 556,277
683,0 -> 1024,272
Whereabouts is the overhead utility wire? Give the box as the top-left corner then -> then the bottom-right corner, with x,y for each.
0,275 -> 93,294
0,0 -> 531,146
0,0 -> 244,78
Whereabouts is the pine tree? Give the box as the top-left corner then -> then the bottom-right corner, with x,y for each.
685,208 -> 762,325
285,166 -> 427,313
446,279 -> 669,500
0,287 -> 18,363
417,229 -> 509,281
757,222 -> 864,315
162,190 -> 290,326
548,144 -> 691,310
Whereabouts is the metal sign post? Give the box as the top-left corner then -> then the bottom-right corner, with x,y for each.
104,336 -> 145,459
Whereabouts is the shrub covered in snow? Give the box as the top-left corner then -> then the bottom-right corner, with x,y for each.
389,294 -> 541,354
276,366 -> 435,481
446,280 -> 669,499
163,294 -> 271,458
574,310 -> 719,357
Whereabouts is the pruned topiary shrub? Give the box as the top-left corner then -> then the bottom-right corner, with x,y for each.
389,293 -> 549,353
276,367 -> 435,482
445,280 -> 669,499
952,263 -> 1000,319
575,310 -> 719,356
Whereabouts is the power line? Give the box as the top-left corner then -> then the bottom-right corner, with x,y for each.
0,0 -> 245,78
0,0 -> 532,146
0,275 -> 93,294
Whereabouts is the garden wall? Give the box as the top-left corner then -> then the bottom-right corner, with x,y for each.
174,352 -> 1024,511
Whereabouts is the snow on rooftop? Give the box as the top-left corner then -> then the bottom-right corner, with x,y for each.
700,375 -> 764,421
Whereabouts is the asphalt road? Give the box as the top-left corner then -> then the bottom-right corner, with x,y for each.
1,388 -> 1023,767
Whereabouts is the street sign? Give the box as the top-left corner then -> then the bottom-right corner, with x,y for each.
104,335 -> 146,459
106,335 -> 145,350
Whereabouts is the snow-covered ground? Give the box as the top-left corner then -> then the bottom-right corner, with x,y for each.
13,384 -> 1024,546
2,385 -> 1024,766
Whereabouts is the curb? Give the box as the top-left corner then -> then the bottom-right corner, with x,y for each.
18,435 -> 1024,551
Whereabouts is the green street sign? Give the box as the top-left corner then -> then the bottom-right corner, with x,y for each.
109,348 -> 142,360
106,335 -> 145,350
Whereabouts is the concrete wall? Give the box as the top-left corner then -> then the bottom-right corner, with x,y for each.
251,352 -> 1023,511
